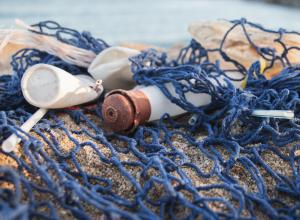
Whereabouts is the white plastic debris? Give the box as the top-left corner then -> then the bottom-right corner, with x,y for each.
251,110 -> 294,119
88,46 -> 139,90
21,64 -> 103,109
139,72 -> 244,121
0,20 -> 96,75
187,20 -> 300,79
2,64 -> 104,152
102,72 -> 245,132
2,108 -> 48,152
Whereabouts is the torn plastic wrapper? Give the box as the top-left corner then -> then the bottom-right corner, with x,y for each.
188,20 -> 300,79
88,46 -> 139,91
0,20 -> 96,75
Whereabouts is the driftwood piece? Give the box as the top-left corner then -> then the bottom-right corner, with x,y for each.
188,20 -> 300,79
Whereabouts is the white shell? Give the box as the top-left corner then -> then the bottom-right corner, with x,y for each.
88,46 -> 139,91
21,64 -> 103,109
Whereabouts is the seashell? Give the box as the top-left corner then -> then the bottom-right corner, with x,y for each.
88,46 -> 139,91
21,64 -> 103,109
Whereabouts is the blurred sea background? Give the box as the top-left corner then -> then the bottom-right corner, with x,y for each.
0,0 -> 300,46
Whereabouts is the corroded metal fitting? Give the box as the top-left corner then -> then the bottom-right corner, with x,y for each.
102,89 -> 151,132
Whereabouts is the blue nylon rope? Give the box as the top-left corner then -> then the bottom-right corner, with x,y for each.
0,19 -> 300,219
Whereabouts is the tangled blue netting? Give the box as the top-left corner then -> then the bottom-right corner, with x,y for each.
0,18 -> 300,219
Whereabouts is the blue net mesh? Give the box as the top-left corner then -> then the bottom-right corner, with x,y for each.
0,19 -> 300,219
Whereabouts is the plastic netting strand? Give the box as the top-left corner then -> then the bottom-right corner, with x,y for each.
0,19 -> 300,219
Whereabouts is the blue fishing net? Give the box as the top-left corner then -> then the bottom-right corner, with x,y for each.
0,18 -> 300,219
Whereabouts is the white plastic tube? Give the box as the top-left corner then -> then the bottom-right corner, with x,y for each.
102,72 -> 245,132
141,84 -> 211,121
21,64 -> 103,109
88,46 -> 139,90
2,108 -> 48,152
137,72 -> 243,121
251,110 -> 294,119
